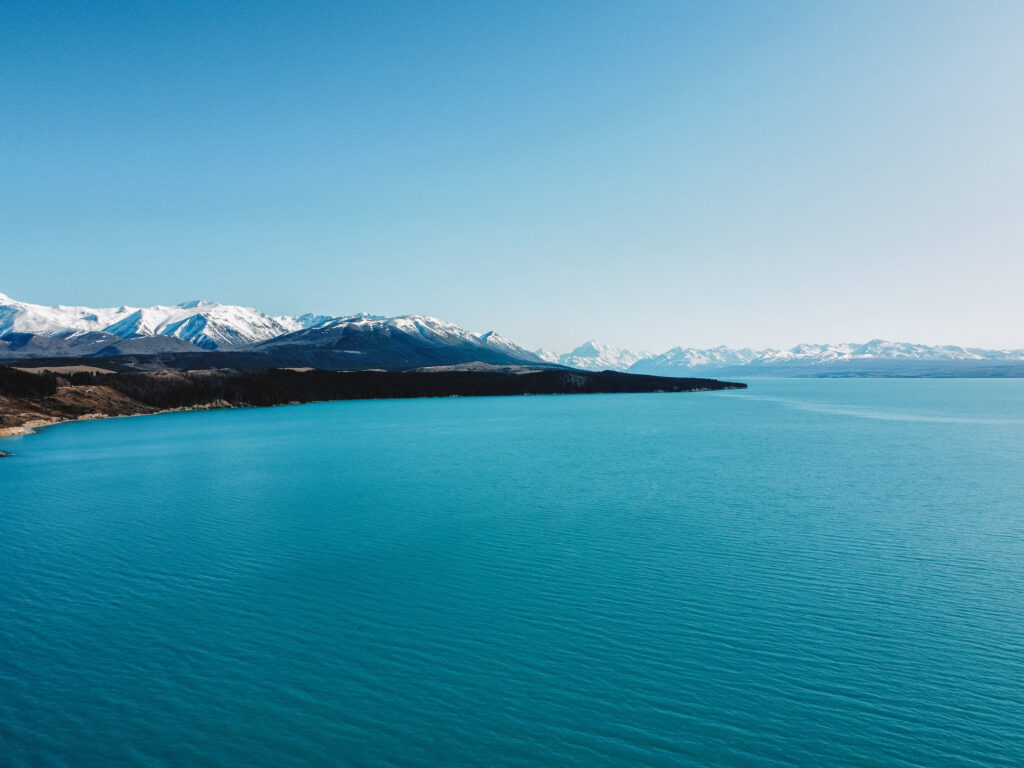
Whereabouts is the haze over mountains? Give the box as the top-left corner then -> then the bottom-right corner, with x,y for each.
536,341 -> 653,372
3,293 -> 1023,376
548,339 -> 1024,377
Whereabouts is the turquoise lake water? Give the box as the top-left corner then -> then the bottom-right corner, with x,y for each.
1,379 -> 1022,767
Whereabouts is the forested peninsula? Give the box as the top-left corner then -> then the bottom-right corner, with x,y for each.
0,366 -> 745,438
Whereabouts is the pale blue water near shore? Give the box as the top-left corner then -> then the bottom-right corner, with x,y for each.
1,379 -> 1022,767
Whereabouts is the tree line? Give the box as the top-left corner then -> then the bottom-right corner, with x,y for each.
68,368 -> 740,408
3,366 -> 741,408
0,366 -> 59,397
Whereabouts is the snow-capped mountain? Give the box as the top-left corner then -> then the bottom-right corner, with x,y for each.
476,330 -> 542,362
630,340 -> 1024,375
531,337 -> 1024,376
538,340 -> 653,372
257,314 -> 520,352
0,293 -> 544,369
4,292 -> 1024,376
0,292 -> 135,337
628,345 -> 758,372
0,293 -> 331,353
100,301 -> 329,350
534,348 -> 560,364
250,313 -> 543,369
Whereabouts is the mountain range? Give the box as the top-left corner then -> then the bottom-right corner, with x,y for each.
535,340 -> 653,371
0,293 -> 541,369
539,339 -> 1024,377
3,293 -> 1023,376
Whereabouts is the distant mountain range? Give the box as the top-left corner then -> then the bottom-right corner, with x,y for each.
3,293 -> 1023,376
535,341 -> 653,372
538,339 -> 1024,377
629,339 -> 1024,375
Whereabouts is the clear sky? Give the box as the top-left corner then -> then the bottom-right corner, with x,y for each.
2,1 -> 1022,352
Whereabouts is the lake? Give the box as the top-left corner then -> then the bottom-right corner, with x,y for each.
1,379 -> 1022,767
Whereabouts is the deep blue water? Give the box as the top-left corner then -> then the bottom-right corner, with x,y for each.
1,379 -> 1022,767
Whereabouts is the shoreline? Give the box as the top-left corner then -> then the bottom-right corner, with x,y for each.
0,419 -> 61,437
0,401 -> 238,439
1,387 -> 742,440
1,368 -> 746,444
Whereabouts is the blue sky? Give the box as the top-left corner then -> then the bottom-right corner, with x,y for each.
2,1 -> 1022,351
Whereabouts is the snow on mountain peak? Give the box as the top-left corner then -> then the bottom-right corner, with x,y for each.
0,294 -> 137,337
628,339 -> 1024,374
0,293 -> 337,350
476,331 -> 542,362
556,341 -> 652,371
5,292 -> 1023,371
534,348 -> 560,364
